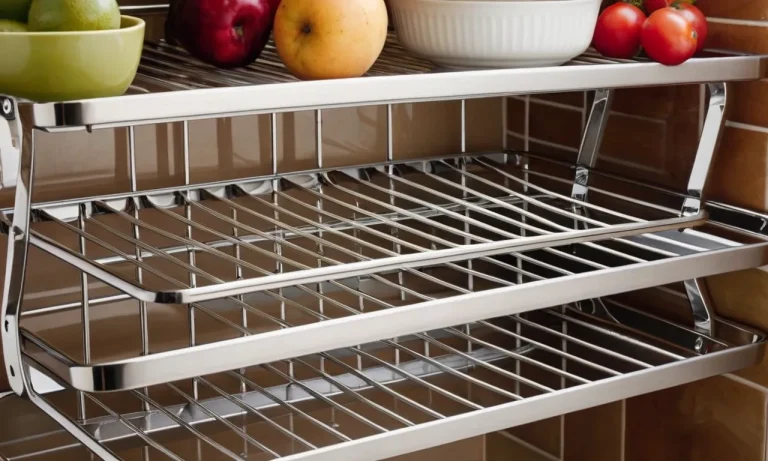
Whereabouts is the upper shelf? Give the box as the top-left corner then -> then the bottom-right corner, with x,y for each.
27,35 -> 768,130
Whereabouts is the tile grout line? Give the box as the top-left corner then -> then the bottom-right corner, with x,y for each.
508,130 -> 580,153
707,17 -> 768,27
725,120 -> 768,134
620,399 -> 627,461
510,95 -> 584,113
502,97 -> 509,150
494,430 -> 561,461
524,96 -> 531,151
724,373 -> 768,393
699,84 -> 706,136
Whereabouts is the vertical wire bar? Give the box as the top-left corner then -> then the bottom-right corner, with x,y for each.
313,109 -> 334,428
128,126 -> 150,415
181,121 -> 199,401
270,113 -> 295,452
77,203 -> 90,420
502,97 -> 508,163
352,194 -> 365,372
386,103 -> 403,377
460,100 -> 472,357
314,109 -> 325,373
515,95 -> 531,397
270,113 -> 291,380
232,205 -> 247,398
560,303 -> 567,461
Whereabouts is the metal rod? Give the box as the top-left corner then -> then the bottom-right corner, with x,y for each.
166,382 -> 281,458
77,203 -> 90,420
197,376 -> 317,450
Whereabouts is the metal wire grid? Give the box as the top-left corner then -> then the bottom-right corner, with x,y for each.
130,35 -> 646,95
12,141 -> 745,394
14,302 -> 755,461
24,154 -> 708,306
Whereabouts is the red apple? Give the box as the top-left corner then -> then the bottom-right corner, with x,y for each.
166,0 -> 280,69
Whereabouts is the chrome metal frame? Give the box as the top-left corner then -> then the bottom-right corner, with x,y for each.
5,304 -> 765,461
26,37 -> 767,131
1,27 -> 767,461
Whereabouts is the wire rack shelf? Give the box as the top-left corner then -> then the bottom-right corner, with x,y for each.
10,153 -> 768,393
9,302 -> 764,461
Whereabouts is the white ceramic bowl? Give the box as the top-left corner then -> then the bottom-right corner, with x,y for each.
388,0 -> 602,69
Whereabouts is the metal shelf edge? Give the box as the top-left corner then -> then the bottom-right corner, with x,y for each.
29,55 -> 766,130
28,213 -> 707,305
28,241 -> 768,393
276,343 -> 764,461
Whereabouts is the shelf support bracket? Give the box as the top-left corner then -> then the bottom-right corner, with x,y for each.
572,88 -> 613,203
570,89 -> 614,319
682,82 -> 728,337
0,96 -> 29,397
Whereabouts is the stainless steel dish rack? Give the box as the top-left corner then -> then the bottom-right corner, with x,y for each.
2,26 -> 768,461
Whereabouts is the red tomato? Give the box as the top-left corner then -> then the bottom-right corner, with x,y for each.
643,0 -> 694,14
675,3 -> 708,53
641,7 -> 698,65
592,3 -> 647,59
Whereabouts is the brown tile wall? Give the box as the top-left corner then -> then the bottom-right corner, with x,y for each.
3,1 -> 768,460
504,1 -> 768,460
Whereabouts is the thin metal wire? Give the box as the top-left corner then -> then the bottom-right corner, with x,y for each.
77,203 -> 90,420
166,382 -> 281,458
20,302 -> 731,461
196,376 -> 318,450
131,389 -> 245,461
21,153 -> 718,313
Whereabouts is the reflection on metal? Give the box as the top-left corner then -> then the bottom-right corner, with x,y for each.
682,82 -> 728,338
572,88 -> 613,202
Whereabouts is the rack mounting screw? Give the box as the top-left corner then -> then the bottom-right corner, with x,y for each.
0,98 -> 14,120
694,337 -> 704,352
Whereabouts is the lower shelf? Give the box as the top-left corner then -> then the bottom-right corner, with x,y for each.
14,302 -> 766,461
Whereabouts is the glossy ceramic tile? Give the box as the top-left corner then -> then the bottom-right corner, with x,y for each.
625,375 -> 768,461
696,0 -> 768,20
486,431 -> 557,461
707,126 -> 768,211
705,268 -> 768,387
535,92 -> 585,109
564,401 -> 624,461
527,99 -> 583,150
706,22 -> 768,54
725,80 -> 768,128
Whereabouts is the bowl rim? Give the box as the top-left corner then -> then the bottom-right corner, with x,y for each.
0,15 -> 144,36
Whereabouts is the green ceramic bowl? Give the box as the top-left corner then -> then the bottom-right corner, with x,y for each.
0,16 -> 145,102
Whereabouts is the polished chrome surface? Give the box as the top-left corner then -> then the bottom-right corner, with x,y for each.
26,36 -> 767,129
6,304 -> 764,461
683,82 -> 728,217
681,82 -> 728,336
1,105 -> 34,396
10,152 -> 768,392
572,88 -> 613,202
13,155 -> 717,305
0,97 -> 20,190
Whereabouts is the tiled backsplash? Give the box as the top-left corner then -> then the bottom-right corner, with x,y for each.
3,1 -> 768,460
506,1 -> 768,460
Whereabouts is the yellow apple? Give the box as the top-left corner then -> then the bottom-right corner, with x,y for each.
274,0 -> 388,80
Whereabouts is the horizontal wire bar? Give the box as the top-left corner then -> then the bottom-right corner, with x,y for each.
166,382 -> 282,458
196,376 -> 318,450
131,389 -> 245,461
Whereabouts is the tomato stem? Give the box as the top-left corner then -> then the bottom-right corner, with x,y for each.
620,0 -> 645,9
